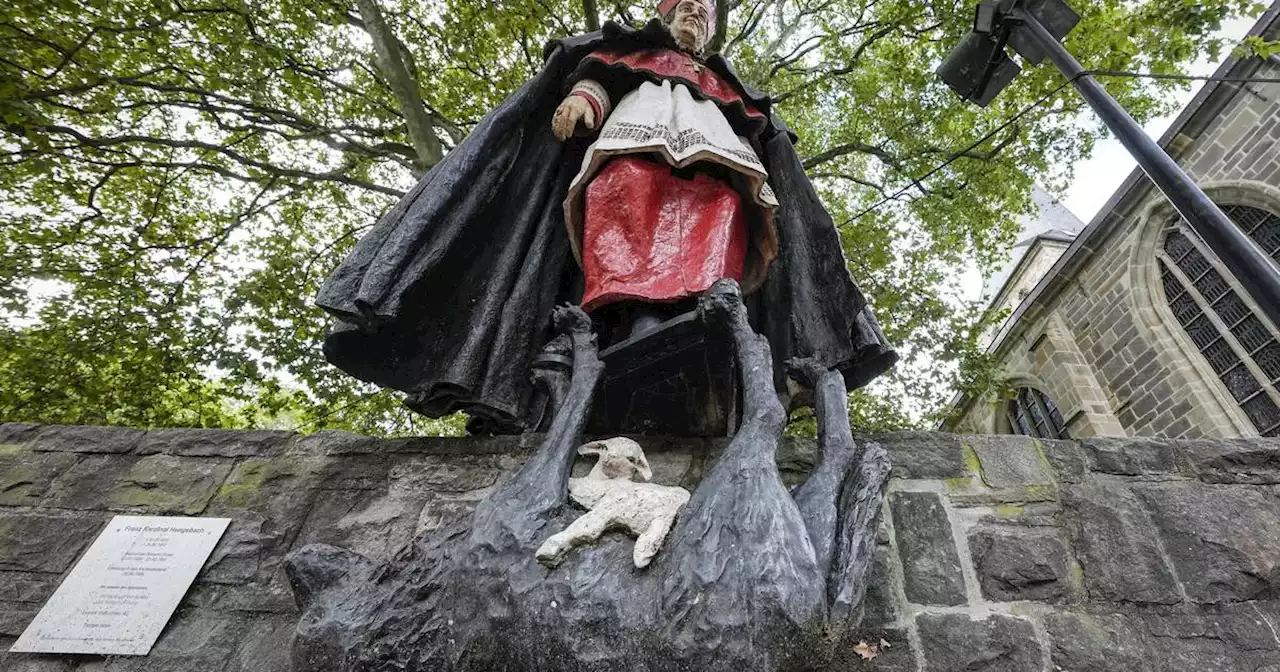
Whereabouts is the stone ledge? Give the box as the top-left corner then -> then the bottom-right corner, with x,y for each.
0,425 -> 1278,671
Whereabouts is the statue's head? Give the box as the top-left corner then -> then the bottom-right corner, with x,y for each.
659,0 -> 715,53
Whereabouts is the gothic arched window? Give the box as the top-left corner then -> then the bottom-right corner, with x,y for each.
1159,205 -> 1280,437
1008,387 -> 1070,439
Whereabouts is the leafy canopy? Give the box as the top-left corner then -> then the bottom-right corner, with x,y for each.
0,0 -> 1263,434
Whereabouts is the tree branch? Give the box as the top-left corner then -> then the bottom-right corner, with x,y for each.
355,0 -> 442,174
708,0 -> 731,53
583,0 -> 600,31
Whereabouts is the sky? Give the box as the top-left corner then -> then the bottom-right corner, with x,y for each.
1060,15 -> 1260,222
964,14 -> 1262,304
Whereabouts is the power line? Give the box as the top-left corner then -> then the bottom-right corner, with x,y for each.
837,77 -> 1077,229
836,69 -> 1280,227
1091,69 -> 1280,84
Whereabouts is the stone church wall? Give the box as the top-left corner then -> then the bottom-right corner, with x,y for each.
955,58 -> 1280,440
2,423 -> 1280,670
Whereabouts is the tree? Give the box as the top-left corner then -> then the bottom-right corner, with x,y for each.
0,0 -> 1263,435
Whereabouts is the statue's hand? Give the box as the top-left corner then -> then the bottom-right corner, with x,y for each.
552,95 -> 596,142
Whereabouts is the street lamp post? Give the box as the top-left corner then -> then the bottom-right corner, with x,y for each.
939,0 -> 1280,330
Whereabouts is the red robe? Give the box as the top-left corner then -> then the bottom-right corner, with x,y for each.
568,48 -> 777,312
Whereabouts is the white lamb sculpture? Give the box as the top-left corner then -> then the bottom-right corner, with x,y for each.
536,437 -> 691,569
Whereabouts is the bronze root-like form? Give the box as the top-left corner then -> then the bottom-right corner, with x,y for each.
285,289 -> 891,672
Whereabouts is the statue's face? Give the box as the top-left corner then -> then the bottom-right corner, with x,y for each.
667,0 -> 711,52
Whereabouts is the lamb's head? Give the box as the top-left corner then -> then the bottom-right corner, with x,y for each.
579,438 -> 653,482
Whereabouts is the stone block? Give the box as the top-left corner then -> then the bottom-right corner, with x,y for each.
225,614 -> 296,672
136,610 -> 251,669
967,436 -> 1053,488
0,650 -> 75,672
136,428 -> 294,458
969,526 -> 1069,602
199,513 -> 277,585
207,455 -> 328,547
294,454 -> 503,563
860,544 -> 899,627
293,429 -> 531,457
889,492 -> 966,606
1044,611 -> 1151,672
1135,482 -> 1280,603
1079,438 -> 1189,476
105,454 -> 233,515
42,454 -> 141,510
0,571 -> 59,604
186,558 -> 298,616
868,432 -> 968,480
28,424 -> 144,454
917,613 -> 1044,672
0,511 -> 106,573
1039,439 -> 1085,483
0,423 -> 41,446
1183,439 -> 1280,484
0,451 -> 79,506
0,606 -> 37,637
1062,480 -> 1181,604
1137,602 -> 1280,670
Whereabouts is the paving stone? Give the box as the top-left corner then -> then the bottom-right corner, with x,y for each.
1135,482 -> 1280,603
870,432 -> 968,480
1044,611 -> 1152,672
105,454 -> 233,515
968,435 -> 1053,488
1062,480 -> 1181,604
28,425 -> 144,454
969,526 -> 1069,602
889,492 -> 966,606
136,428 -> 294,458
1080,437 -> 1190,477
0,511 -> 106,573
0,451 -> 79,506
917,613 -> 1043,672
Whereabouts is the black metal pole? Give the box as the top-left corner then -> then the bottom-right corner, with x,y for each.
1013,8 -> 1280,330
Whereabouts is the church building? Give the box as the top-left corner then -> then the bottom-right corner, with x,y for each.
944,4 -> 1280,439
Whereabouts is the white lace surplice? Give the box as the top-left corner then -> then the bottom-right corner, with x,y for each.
563,80 -> 779,273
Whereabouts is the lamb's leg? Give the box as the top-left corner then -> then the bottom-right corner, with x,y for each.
535,510 -> 611,567
473,305 -> 603,537
790,359 -> 859,578
633,514 -> 676,569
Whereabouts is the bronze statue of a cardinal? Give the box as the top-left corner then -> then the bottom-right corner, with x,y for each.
316,0 -> 897,433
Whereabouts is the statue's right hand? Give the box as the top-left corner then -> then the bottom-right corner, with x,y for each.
552,95 -> 596,142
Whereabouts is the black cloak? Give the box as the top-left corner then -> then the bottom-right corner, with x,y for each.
316,20 -> 898,434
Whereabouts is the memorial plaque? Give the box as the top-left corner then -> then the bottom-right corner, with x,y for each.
9,515 -> 231,656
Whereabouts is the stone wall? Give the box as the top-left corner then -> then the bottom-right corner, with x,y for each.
3,423 -> 1280,670
951,54 -> 1280,440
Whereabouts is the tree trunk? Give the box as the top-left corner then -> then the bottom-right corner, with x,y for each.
583,0 -> 600,32
356,0 -> 443,174
708,0 -> 730,53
